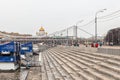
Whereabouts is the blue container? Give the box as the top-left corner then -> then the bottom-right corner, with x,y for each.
20,42 -> 33,54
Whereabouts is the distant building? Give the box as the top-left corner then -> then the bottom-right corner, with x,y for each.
104,27 -> 120,45
0,31 -> 32,39
36,26 -> 47,36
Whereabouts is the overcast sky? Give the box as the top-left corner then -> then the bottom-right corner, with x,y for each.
0,0 -> 120,37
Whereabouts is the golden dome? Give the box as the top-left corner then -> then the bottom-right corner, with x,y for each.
39,27 -> 45,31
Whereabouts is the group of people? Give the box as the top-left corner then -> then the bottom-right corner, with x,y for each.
84,41 -> 103,48
91,42 -> 103,48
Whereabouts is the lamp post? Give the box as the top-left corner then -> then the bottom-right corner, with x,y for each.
95,9 -> 106,43
74,20 -> 83,40
66,28 -> 69,46
75,20 -> 83,45
61,33 -> 63,45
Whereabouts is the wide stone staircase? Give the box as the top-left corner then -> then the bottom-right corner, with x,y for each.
41,46 -> 120,80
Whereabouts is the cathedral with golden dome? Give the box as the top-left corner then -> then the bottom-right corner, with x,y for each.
36,26 -> 47,36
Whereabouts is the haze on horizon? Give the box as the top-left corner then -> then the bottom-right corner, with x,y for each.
0,0 -> 120,38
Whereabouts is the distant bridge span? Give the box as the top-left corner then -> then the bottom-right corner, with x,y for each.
0,37 -> 77,45
0,29 -> 84,44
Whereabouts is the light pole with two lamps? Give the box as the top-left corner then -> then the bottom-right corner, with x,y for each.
73,20 -> 83,46
95,9 -> 107,43
74,20 -> 84,40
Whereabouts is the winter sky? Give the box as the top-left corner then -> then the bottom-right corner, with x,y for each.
0,0 -> 120,37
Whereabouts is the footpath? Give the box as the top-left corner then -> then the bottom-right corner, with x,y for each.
97,45 -> 120,55
75,44 -> 120,55
62,44 -> 120,55
26,53 -> 42,80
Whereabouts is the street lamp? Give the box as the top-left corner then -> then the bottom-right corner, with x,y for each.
74,20 -> 83,39
95,9 -> 106,43
66,28 -> 69,46
61,33 -> 63,45
72,20 -> 83,46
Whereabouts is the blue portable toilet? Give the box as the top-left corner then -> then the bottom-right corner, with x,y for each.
0,41 -> 20,71
20,42 -> 33,68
